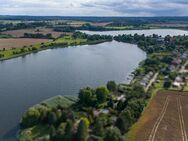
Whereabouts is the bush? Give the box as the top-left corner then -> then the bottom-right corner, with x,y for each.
0,54 -> 4,58
31,47 -> 38,51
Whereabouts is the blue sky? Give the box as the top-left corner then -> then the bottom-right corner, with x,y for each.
0,0 -> 188,16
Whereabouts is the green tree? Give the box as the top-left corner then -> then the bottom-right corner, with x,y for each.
169,72 -> 177,81
49,125 -> 56,141
21,107 -> 40,128
163,79 -> 172,89
56,122 -> 66,141
76,120 -> 88,141
93,119 -> 105,137
107,81 -> 117,92
96,86 -> 109,103
79,87 -> 96,106
103,127 -> 123,141
63,120 -> 73,141
116,110 -> 134,133
48,111 -> 57,125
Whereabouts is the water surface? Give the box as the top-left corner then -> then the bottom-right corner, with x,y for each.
0,41 -> 146,141
81,29 -> 188,37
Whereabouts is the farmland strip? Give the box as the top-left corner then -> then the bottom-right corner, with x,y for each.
148,96 -> 170,141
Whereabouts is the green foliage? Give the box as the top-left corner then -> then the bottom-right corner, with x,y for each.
18,130 -> 33,141
19,83 -> 148,141
169,72 -> 177,81
107,81 -> 117,92
127,99 -> 146,120
23,33 -> 53,39
21,107 -> 41,128
163,79 -> 172,89
63,120 -> 73,141
49,125 -> 56,140
104,127 -> 123,141
78,87 -> 96,106
96,86 -> 109,103
0,54 -> 4,58
93,119 -> 105,137
76,120 -> 88,141
48,111 -> 57,125
55,122 -> 66,140
116,110 -> 133,133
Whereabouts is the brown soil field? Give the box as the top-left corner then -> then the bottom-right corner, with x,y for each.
2,28 -> 62,38
133,91 -> 188,141
0,38 -> 49,49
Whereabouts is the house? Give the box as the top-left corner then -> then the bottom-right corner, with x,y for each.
172,58 -> 182,66
99,109 -> 109,114
173,76 -> 185,87
173,81 -> 181,87
140,71 -> 154,87
117,95 -> 126,102
169,65 -> 176,71
156,37 -> 165,44
175,76 -> 183,82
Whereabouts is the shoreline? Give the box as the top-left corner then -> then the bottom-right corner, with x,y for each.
0,38 -> 112,61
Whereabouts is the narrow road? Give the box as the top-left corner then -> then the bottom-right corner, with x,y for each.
180,60 -> 188,73
145,72 -> 159,92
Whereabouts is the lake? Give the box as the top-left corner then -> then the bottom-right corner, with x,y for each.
0,41 -> 146,141
81,29 -> 188,37
1,29 -> 188,141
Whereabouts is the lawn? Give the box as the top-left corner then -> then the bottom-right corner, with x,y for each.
41,95 -> 78,109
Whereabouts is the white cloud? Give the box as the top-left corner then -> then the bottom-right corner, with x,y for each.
0,0 -> 188,16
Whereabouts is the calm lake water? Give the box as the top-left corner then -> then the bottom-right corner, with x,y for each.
1,29 -> 188,141
81,29 -> 188,37
0,41 -> 146,141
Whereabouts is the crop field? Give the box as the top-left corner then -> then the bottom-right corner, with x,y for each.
0,38 -> 50,49
2,28 -> 63,38
127,91 -> 188,141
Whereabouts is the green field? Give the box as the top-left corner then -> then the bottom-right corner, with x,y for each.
105,26 -> 134,30
0,35 -> 87,60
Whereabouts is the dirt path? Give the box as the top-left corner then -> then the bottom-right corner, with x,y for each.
177,97 -> 187,141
